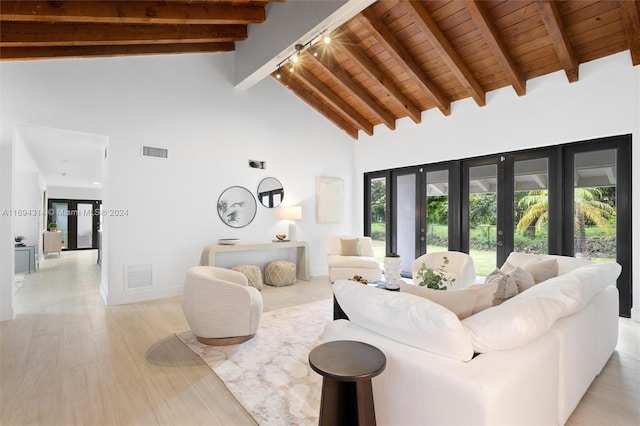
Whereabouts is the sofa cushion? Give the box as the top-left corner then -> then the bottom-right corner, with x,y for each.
340,238 -> 360,256
327,255 -> 380,269
506,262 -> 622,318
466,282 -> 499,314
334,280 -> 474,361
462,296 -> 566,353
485,269 -> 519,305
399,282 -> 477,319
502,252 -> 593,276
523,258 -> 558,283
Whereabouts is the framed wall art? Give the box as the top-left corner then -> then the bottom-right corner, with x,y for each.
316,177 -> 343,223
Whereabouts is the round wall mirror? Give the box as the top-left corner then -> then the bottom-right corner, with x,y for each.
217,186 -> 257,228
257,177 -> 284,208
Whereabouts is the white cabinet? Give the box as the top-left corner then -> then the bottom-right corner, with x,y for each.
44,231 -> 62,256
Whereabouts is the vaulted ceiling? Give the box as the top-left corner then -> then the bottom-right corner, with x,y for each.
274,0 -> 640,139
1,1 -> 639,140
0,0 -> 279,59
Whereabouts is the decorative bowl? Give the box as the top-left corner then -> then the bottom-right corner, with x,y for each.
275,234 -> 287,241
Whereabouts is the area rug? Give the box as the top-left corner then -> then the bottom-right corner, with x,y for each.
176,299 -> 332,426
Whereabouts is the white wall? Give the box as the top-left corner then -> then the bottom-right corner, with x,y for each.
353,52 -> 640,321
47,186 -> 102,201
0,139 -> 14,320
0,52 -> 355,309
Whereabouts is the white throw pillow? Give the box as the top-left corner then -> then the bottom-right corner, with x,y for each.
523,258 -> 558,283
340,238 -> 360,256
466,282 -> 499,314
485,269 -> 518,305
509,266 -> 536,293
400,282 -> 476,319
462,296 -> 566,353
333,280 -> 474,361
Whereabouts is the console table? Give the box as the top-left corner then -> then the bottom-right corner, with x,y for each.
15,245 -> 37,274
200,241 -> 310,281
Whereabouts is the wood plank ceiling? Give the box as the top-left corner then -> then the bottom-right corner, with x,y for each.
274,0 -> 640,139
1,1 -> 638,140
0,0 -> 277,59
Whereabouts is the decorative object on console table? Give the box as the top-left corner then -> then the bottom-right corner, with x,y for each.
273,233 -> 289,242
278,205 -> 301,240
48,221 -> 58,232
383,253 -> 402,289
415,256 -> 455,290
14,235 -> 25,247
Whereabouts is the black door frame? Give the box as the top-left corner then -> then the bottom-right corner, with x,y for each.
47,198 -> 101,251
364,134 -> 632,317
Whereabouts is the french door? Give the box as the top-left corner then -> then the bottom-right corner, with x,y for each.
462,151 -> 555,276
48,198 -> 101,250
365,134 -> 631,316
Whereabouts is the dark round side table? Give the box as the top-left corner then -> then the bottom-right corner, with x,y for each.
309,340 -> 386,426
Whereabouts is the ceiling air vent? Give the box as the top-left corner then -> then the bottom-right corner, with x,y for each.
141,145 -> 168,159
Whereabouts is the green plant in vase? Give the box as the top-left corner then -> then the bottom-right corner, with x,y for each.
416,256 -> 455,290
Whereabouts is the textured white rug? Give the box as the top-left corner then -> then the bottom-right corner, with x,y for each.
176,299 -> 332,426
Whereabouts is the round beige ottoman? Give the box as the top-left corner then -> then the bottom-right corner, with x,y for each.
231,264 -> 263,290
265,260 -> 296,287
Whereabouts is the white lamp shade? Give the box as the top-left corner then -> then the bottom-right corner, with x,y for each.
279,205 -> 302,220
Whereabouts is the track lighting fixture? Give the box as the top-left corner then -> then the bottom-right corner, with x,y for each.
274,31 -> 331,77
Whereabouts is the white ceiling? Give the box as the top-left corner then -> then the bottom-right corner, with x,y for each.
16,123 -> 107,189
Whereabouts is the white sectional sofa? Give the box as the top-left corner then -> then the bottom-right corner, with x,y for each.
324,253 -> 622,425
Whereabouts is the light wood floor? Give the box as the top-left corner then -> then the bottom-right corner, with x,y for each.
1,251 -> 638,425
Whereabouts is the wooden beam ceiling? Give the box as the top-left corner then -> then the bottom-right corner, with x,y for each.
0,0 -> 271,60
275,0 -> 637,139
1,0 -> 636,140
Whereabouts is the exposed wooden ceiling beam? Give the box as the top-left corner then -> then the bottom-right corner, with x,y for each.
620,0 -> 640,66
0,1 -> 266,25
0,43 -> 235,61
358,10 -> 451,116
308,52 -> 397,130
536,0 -> 579,82
464,0 -> 526,96
0,22 -> 247,47
292,58 -> 374,136
400,0 -> 486,107
275,69 -> 360,140
336,39 -> 422,124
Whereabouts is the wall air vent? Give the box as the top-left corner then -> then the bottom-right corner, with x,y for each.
141,145 -> 168,159
124,264 -> 153,291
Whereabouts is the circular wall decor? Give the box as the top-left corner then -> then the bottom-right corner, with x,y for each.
257,177 -> 284,208
217,186 -> 257,228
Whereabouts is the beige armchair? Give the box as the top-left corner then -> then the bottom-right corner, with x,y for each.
182,266 -> 263,345
411,251 -> 476,289
326,236 -> 382,283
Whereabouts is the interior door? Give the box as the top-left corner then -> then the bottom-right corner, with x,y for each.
48,199 -> 101,251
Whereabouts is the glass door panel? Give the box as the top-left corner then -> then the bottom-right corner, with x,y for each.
572,149 -> 616,262
368,176 -> 388,263
467,164 -> 498,277
394,170 -> 420,276
425,169 -> 449,252
51,202 -> 69,249
513,158 -> 549,256
77,203 -> 94,248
